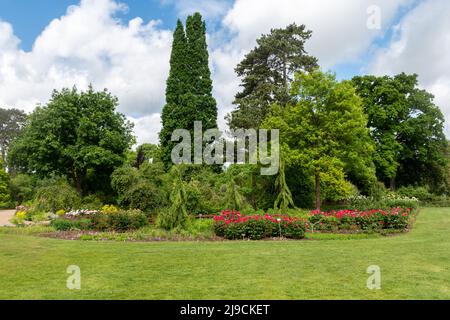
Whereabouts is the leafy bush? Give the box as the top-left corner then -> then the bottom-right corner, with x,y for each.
9,173 -> 36,205
101,204 -> 119,214
346,193 -> 419,210
108,210 -> 149,232
157,166 -> 189,230
79,195 -> 104,210
0,163 -> 11,208
396,186 -> 432,202
35,178 -> 80,212
90,213 -> 110,231
51,219 -> 74,231
111,164 -> 166,213
53,209 -> 149,232
10,211 -> 27,226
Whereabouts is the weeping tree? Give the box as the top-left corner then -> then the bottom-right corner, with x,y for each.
223,167 -> 245,210
158,166 -> 188,230
274,159 -> 294,211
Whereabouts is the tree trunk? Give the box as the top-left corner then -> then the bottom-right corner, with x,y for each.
75,174 -> 83,195
315,172 -> 321,211
390,176 -> 396,191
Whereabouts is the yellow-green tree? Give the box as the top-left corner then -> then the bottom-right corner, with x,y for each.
264,69 -> 376,210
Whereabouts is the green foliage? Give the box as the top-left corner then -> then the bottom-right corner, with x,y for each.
8,173 -> 36,205
108,210 -> 149,232
0,107 -> 27,166
228,23 -> 318,129
111,163 -> 166,213
352,74 -> 448,191
8,86 -> 134,195
223,166 -> 246,210
34,177 -> 80,212
157,166 -> 189,230
0,160 -> 10,207
52,210 -> 149,232
79,194 -> 104,210
160,13 -> 217,167
319,161 -> 354,202
346,193 -> 420,211
135,143 -> 161,168
396,186 -> 433,202
214,217 -> 306,240
51,219 -> 74,231
274,159 -> 294,210
263,69 -> 376,209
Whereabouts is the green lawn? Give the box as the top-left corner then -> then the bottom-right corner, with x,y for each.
0,207 -> 449,300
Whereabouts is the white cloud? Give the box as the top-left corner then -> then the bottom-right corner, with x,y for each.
222,0 -> 413,67
0,0 -> 172,144
3,0 -> 447,146
208,0 -> 414,132
369,0 -> 450,135
128,113 -> 162,147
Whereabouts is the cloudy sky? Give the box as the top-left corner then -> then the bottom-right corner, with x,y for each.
1,0 -> 449,144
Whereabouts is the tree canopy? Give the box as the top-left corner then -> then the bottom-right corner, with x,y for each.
228,23 -> 318,129
160,13 -> 218,168
352,73 -> 448,191
0,107 -> 27,166
264,69 -> 376,210
8,86 -> 134,195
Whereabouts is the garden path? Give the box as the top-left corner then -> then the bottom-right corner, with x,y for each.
0,210 -> 15,227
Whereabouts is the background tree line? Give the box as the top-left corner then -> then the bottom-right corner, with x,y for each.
1,17 -> 448,223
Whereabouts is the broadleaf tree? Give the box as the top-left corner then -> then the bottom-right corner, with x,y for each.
352,73 -> 448,191
8,86 -> 135,195
0,107 -> 27,167
263,69 -> 376,210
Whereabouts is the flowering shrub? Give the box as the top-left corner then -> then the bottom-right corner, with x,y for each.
52,209 -> 149,232
213,210 -> 306,240
347,193 -> 419,210
65,209 -> 99,218
309,208 -> 413,231
56,209 -> 66,217
101,205 -> 119,214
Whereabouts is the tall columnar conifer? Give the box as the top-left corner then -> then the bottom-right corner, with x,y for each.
160,13 -> 218,168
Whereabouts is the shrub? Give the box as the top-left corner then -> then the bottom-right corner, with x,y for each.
10,211 -> 27,226
108,210 -> 149,232
213,210 -> 306,240
309,208 -> 413,231
396,186 -> 432,202
72,218 -> 92,230
90,213 -> 110,231
79,195 -> 104,210
35,178 -> 80,212
9,174 -> 36,205
56,209 -> 66,217
346,193 -> 419,210
101,204 -> 119,214
51,219 -> 74,231
157,166 -> 188,230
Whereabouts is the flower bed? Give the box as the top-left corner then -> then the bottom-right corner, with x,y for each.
212,208 -> 415,239
308,207 -> 413,232
213,210 -> 306,240
51,209 -> 149,232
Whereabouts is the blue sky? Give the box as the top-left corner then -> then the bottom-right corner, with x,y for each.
0,0 -> 178,51
0,0 -> 449,143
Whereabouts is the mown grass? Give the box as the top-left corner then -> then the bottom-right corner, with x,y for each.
0,207 -> 449,300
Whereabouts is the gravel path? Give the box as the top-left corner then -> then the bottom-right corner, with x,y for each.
0,210 -> 15,227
